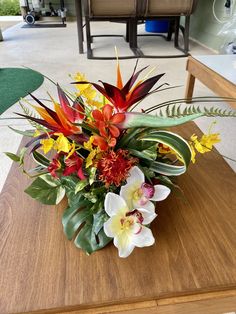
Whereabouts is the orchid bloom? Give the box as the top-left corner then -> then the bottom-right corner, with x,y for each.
104,193 -> 156,258
120,166 -> 171,212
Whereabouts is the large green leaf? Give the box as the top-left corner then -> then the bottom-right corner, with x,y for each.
62,193 -> 111,254
139,130 -> 192,176
120,112 -> 203,129
25,174 -> 65,205
74,221 -> 111,254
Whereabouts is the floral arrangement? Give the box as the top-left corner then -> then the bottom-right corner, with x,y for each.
6,61 -> 236,258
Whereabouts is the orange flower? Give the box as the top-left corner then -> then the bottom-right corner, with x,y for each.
91,104 -> 125,150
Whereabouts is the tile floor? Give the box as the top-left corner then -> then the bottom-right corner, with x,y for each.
0,20 -> 235,193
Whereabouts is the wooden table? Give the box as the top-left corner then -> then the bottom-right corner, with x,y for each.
0,123 -> 236,314
185,55 -> 236,108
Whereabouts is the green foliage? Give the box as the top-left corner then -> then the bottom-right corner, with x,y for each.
125,130 -> 192,177
0,0 -> 21,16
62,185 -> 111,254
159,104 -> 236,118
25,174 -> 66,205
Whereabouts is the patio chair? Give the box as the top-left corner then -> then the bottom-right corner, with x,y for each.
83,0 -> 139,59
134,0 -> 198,57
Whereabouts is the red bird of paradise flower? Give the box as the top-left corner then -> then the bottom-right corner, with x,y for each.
17,85 -> 84,136
72,61 -> 165,112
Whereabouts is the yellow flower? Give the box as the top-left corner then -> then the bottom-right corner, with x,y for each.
82,85 -> 97,100
200,133 -> 221,151
191,133 -> 220,154
66,142 -> 76,160
84,136 -> 99,167
54,133 -> 71,153
84,136 -> 94,151
74,72 -> 90,93
86,149 -> 98,168
158,144 -> 171,154
189,143 -> 196,163
40,138 -> 55,154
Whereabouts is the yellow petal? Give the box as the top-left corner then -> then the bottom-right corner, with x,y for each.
40,138 -> 55,154
54,133 -> 70,153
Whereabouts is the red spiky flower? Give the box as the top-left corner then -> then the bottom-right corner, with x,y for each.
97,149 -> 138,187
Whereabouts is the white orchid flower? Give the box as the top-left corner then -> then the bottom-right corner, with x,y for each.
120,166 -> 171,211
103,192 -> 156,258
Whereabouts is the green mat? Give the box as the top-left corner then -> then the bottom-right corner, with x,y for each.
0,68 -> 44,115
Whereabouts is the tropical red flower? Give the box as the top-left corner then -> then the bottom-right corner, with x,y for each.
97,149 -> 138,187
48,152 -> 85,179
73,62 -> 164,112
92,135 -> 116,151
92,104 -> 125,138
63,153 -> 85,179
91,104 -> 125,151
48,154 -> 62,178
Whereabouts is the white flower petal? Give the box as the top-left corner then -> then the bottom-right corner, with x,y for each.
138,204 -> 157,225
114,232 -> 135,258
131,226 -> 155,247
120,183 -> 138,209
126,166 -> 144,186
103,216 -> 122,238
150,185 -> 171,201
105,192 -> 128,217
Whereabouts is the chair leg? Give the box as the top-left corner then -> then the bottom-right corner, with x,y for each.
174,16 -> 180,48
166,19 -> 173,41
184,15 -> 190,53
75,0 -> 84,54
126,20 -> 130,42
129,18 -> 137,48
85,16 -> 92,59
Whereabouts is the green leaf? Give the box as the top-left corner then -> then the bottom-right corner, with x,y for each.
4,152 -> 20,162
74,222 -> 111,254
92,208 -> 108,235
75,179 -> 88,193
8,126 -> 35,137
128,148 -> 154,161
88,167 -> 97,185
121,112 -> 203,129
24,174 -> 65,205
32,151 -> 50,167
139,130 -> 192,176
150,161 -> 186,176
63,209 -> 91,240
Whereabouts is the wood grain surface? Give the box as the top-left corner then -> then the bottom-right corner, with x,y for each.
0,122 -> 236,314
